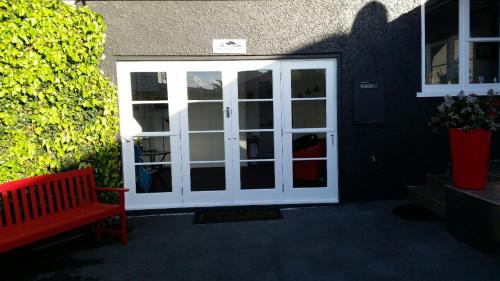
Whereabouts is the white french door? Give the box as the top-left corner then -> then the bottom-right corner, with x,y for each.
117,59 -> 338,210
178,63 -> 233,206
117,63 -> 184,210
230,61 -> 283,204
282,60 -> 338,203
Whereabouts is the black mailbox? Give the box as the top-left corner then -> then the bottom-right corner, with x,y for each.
353,78 -> 384,124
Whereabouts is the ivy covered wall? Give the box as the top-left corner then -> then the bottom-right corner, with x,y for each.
0,0 -> 121,187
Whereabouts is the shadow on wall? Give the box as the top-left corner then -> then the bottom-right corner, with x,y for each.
88,0 -> 500,202
289,1 -> 500,201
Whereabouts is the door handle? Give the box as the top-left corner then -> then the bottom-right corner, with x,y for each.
224,107 -> 231,118
331,133 -> 335,146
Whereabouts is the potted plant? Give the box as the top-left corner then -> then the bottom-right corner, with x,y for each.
429,90 -> 500,190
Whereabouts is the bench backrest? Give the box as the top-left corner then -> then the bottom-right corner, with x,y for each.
0,167 -> 97,230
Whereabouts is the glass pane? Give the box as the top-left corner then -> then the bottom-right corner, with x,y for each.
469,42 -> 500,83
239,101 -> 273,130
191,163 -> 225,191
134,137 -> 171,163
133,104 -> 170,132
189,133 -> 224,161
135,164 -> 172,193
238,70 -> 273,99
291,69 -> 326,98
292,133 -> 326,158
187,72 -> 222,100
425,0 -> 459,84
293,160 -> 327,188
188,102 -> 223,131
241,162 -> 275,190
292,100 -> 326,128
239,132 -> 274,160
131,72 -> 168,101
470,0 -> 500,38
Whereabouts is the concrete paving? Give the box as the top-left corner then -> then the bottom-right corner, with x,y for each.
2,200 -> 500,281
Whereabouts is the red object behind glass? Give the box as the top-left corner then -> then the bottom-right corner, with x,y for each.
293,139 -> 326,181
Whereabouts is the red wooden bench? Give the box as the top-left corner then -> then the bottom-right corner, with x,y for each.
0,167 -> 128,253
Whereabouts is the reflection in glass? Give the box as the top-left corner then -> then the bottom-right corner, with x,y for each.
134,137 -> 171,163
292,133 -> 326,159
133,104 -> 170,132
240,162 -> 275,190
135,164 -> 172,193
291,69 -> 326,98
292,100 -> 326,128
131,72 -> 168,101
425,0 -> 459,84
469,42 -> 499,84
238,70 -> 273,99
188,103 -> 224,131
190,163 -> 225,191
470,0 -> 499,38
187,72 -> 222,100
239,132 -> 274,160
189,133 -> 225,161
293,160 -> 327,188
239,101 -> 273,130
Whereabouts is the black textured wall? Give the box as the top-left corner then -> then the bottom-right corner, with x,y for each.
87,0 -> 498,202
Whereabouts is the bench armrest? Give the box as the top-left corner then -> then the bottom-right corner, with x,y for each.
95,187 -> 129,208
95,187 -> 129,193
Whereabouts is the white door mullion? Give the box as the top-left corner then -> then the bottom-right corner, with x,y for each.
168,70 -> 182,202
459,0 -> 469,85
177,68 -> 191,204
326,60 -> 338,200
231,66 -> 241,197
280,61 -> 286,193
273,62 -> 284,197
282,62 -> 294,193
226,68 -> 239,202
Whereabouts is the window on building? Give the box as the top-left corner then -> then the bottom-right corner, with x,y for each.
425,0 -> 459,85
421,0 -> 500,96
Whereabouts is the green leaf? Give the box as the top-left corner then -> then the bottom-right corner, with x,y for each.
0,0 -> 121,197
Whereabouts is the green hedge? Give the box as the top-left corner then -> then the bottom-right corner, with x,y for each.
0,0 -> 121,187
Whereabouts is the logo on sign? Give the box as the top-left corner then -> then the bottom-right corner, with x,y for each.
213,39 -> 247,54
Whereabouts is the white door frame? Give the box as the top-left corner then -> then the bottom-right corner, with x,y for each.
282,59 -> 339,204
117,59 -> 338,210
229,60 -> 283,204
178,62 -> 234,206
117,61 -> 184,210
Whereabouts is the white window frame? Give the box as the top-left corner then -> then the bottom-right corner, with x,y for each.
419,0 -> 500,97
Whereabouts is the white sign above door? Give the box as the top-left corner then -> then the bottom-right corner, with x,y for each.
212,39 -> 247,54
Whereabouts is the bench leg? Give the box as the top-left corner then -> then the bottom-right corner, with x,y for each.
94,222 -> 102,242
120,210 -> 128,245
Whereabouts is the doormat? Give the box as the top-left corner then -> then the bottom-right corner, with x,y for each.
193,208 -> 283,224
392,204 -> 442,221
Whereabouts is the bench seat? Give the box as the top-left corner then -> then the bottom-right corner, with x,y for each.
0,167 -> 128,253
0,203 -> 120,253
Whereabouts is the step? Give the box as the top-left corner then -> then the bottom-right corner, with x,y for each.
406,185 -> 446,218
426,174 -> 451,190
446,182 -> 500,254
